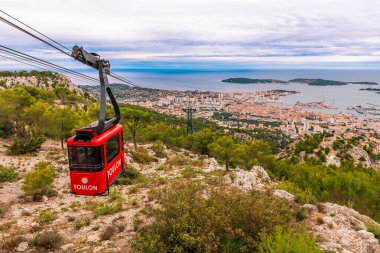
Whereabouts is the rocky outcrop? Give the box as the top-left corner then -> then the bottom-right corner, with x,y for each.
224,166 -> 273,191
223,166 -> 380,253
305,202 -> 380,253
0,73 -> 84,94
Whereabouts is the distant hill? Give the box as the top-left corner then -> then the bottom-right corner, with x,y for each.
349,81 -> 379,85
222,77 -> 378,86
221,78 -> 287,84
359,88 -> 380,94
289,78 -> 347,86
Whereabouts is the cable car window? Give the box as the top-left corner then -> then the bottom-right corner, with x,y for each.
69,146 -> 103,172
106,134 -> 120,163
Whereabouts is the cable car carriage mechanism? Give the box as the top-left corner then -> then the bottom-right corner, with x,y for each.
67,46 -> 125,195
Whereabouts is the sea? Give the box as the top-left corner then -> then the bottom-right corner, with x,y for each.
112,69 -> 380,114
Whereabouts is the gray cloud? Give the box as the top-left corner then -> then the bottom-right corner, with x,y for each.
1,0 -> 380,68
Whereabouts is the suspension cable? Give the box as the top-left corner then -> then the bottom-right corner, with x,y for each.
0,16 -> 72,57
0,45 -> 99,83
0,53 -> 98,85
0,48 -> 98,84
0,9 -> 72,53
0,11 -> 142,87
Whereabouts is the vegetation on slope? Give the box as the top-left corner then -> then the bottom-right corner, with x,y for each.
1,71 -> 380,249
133,182 -> 321,253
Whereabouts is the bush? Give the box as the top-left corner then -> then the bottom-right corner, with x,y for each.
6,136 -> 46,155
181,167 -> 203,179
29,230 -> 63,250
100,226 -> 116,241
87,200 -> 123,217
258,226 -> 322,253
277,181 -> 317,204
74,217 -> 91,230
1,236 -> 26,250
22,162 -> 55,200
36,210 -> 57,224
86,192 -> 124,217
133,182 -> 299,252
151,141 -> 166,157
270,161 -> 380,222
114,164 -> 143,185
0,165 -> 18,182
0,123 -> 12,138
131,147 -> 158,164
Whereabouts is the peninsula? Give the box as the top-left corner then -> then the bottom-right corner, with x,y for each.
222,77 -> 378,86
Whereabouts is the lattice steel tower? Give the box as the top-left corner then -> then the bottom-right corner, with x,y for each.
182,106 -> 196,135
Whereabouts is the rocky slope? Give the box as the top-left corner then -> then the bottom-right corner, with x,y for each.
0,73 -> 84,95
225,167 -> 380,253
0,139 -> 379,252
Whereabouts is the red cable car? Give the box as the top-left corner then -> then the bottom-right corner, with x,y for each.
67,46 -> 125,195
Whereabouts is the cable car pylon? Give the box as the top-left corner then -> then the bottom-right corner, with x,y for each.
182,106 -> 196,135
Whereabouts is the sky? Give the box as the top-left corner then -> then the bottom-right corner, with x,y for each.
1,0 -> 380,71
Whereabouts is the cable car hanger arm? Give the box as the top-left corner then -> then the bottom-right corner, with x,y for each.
71,45 -> 120,137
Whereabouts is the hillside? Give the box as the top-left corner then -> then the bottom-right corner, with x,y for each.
0,139 -> 379,252
0,71 -> 84,95
0,71 -> 380,252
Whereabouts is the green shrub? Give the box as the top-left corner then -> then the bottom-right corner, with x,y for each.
6,136 -> 46,155
22,162 -> 55,200
131,147 -> 158,164
87,199 -> 123,217
29,230 -> 63,250
277,181 -> 317,204
151,141 -> 166,157
181,167 -> 203,179
86,192 -> 124,217
258,226 -> 322,253
0,165 -> 18,182
133,182 -> 299,252
0,123 -> 12,138
114,164 -> 143,185
295,209 -> 306,221
36,210 -> 57,224
270,161 -> 380,222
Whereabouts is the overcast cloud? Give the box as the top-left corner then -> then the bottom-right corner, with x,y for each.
1,0 -> 380,70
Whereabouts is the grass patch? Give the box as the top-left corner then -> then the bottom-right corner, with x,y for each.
0,203 -> 9,218
0,165 -> 18,182
29,230 -> 63,250
74,217 -> 91,230
86,189 -> 124,217
1,235 -> 26,251
181,166 -> 203,179
36,210 -> 57,225
131,147 -> 158,164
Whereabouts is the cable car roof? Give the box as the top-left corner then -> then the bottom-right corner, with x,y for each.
67,124 -> 123,146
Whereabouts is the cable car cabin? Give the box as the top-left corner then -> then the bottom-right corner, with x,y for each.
67,124 -> 125,195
